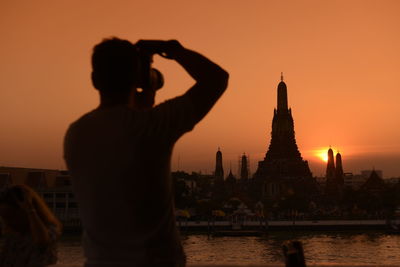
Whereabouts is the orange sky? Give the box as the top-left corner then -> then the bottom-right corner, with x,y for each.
1,0 -> 399,177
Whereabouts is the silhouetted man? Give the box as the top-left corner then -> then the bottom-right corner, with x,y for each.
64,38 -> 228,267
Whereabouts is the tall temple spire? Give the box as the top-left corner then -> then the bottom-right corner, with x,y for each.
240,153 -> 249,180
277,74 -> 288,111
214,148 -> 224,182
253,76 -> 314,199
266,77 -> 302,160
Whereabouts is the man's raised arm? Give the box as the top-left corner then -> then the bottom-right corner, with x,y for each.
166,41 -> 229,122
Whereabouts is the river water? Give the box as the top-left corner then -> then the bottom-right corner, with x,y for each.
56,231 -> 400,266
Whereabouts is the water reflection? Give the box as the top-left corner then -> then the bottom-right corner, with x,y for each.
56,232 -> 400,266
182,235 -> 282,264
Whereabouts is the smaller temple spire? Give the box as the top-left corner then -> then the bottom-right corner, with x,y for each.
240,153 -> 249,180
335,152 -> 344,186
326,148 -> 335,180
281,72 -> 284,81
215,147 -> 224,182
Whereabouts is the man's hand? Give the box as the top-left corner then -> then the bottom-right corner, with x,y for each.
158,40 -> 185,59
137,38 -> 229,123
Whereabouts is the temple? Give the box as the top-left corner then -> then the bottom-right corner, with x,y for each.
240,153 -> 249,180
253,75 -> 314,198
325,149 -> 345,198
214,147 -> 224,182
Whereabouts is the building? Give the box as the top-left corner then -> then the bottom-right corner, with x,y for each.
0,166 -> 80,227
386,177 -> 400,185
0,173 -> 12,189
360,169 -> 386,194
171,171 -> 198,196
361,170 -> 383,179
0,166 -> 60,189
315,176 -> 326,188
253,75 -> 315,198
39,174 -> 80,227
344,173 -> 369,189
225,169 -> 237,194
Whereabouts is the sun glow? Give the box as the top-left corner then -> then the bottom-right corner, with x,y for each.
318,151 -> 329,162
313,148 -> 331,163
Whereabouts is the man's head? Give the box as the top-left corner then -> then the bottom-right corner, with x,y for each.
92,37 -> 158,109
92,38 -> 139,93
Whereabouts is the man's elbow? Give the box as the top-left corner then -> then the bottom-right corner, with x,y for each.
212,68 -> 229,92
195,68 -> 229,94
220,69 -> 229,86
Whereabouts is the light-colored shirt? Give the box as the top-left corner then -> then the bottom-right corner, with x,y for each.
64,95 -> 196,267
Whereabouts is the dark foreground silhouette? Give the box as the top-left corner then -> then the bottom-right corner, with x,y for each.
64,38 -> 229,267
0,184 -> 62,266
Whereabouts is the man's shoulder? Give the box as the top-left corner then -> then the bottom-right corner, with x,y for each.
63,109 -> 109,159
152,94 -> 194,120
65,108 -> 107,139
150,94 -> 197,139
154,94 -> 193,109
67,110 -> 96,130
68,106 -> 128,127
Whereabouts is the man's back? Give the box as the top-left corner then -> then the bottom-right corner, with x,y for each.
64,95 -> 195,265
64,38 -> 228,267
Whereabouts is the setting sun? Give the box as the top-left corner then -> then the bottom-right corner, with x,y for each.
318,152 -> 328,163
313,148 -> 332,163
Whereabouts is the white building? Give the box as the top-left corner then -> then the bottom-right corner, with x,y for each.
344,173 -> 368,189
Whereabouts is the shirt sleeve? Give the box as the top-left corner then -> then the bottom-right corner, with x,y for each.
150,94 -> 197,141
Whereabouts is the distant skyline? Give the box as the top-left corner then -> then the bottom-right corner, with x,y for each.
1,0 -> 399,177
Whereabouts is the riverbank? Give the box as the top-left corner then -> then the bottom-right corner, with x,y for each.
62,219 -> 400,234
178,220 -> 400,236
177,219 -> 400,232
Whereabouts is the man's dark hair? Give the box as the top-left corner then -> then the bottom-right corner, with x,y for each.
92,37 -> 139,92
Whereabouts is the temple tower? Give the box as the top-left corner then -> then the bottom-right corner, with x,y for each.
326,148 -> 335,181
253,75 -> 314,198
264,74 -> 303,161
335,152 -> 344,186
277,72 -> 288,111
325,148 -> 336,195
225,169 -> 237,195
240,153 -> 249,180
325,149 -> 345,197
214,148 -> 224,182
361,169 -> 385,194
